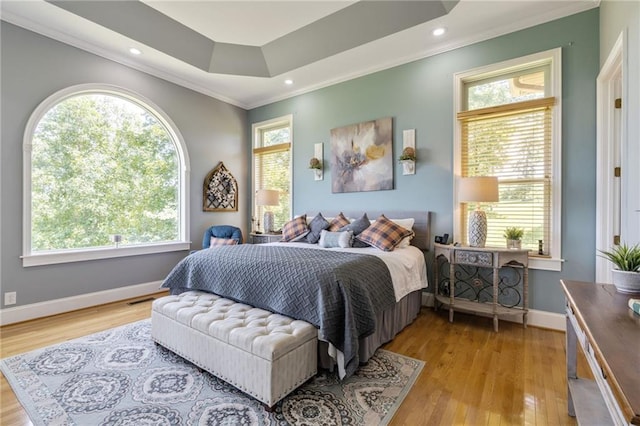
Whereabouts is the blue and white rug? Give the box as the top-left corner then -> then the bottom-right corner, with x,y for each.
1,319 -> 423,425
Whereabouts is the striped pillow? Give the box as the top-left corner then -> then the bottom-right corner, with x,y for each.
209,237 -> 238,247
356,214 -> 413,251
281,215 -> 310,242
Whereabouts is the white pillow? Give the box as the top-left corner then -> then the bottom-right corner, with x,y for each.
396,234 -> 414,248
389,218 -> 415,248
388,218 -> 415,230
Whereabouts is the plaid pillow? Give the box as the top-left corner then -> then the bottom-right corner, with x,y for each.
356,214 -> 413,251
281,215 -> 310,242
209,237 -> 238,247
327,212 -> 350,231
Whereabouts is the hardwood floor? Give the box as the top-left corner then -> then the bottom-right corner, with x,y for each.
384,309 -> 587,425
1,295 -> 587,425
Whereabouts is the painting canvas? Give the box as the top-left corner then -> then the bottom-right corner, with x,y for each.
330,117 -> 393,193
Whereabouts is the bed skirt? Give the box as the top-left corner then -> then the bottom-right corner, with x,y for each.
318,289 -> 422,371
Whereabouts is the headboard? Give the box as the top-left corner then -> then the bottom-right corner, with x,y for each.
303,210 -> 431,251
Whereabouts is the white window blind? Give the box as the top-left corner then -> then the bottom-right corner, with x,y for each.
252,120 -> 292,231
458,97 -> 555,253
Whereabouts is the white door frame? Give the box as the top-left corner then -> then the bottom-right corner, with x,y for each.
596,32 -> 625,283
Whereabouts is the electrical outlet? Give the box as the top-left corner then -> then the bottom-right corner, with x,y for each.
4,292 -> 16,305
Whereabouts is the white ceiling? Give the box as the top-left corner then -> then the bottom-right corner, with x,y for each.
1,0 -> 598,109
144,1 -> 358,46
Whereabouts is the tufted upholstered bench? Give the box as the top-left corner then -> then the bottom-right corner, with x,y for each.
151,290 -> 317,407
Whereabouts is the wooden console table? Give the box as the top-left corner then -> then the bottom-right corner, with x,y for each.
561,280 -> 640,425
434,243 -> 528,332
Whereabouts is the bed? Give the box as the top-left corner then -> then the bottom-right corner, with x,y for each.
162,210 -> 430,378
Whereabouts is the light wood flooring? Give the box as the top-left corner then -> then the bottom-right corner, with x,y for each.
1,294 -> 587,425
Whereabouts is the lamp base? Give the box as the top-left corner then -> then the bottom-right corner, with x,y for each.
468,210 -> 487,248
263,211 -> 274,234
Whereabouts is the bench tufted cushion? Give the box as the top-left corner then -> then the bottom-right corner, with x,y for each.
152,291 -> 317,361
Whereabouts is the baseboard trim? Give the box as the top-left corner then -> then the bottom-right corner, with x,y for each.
422,292 -> 565,331
526,309 -> 565,331
2,286 -> 566,331
421,292 -> 435,307
0,281 -> 163,326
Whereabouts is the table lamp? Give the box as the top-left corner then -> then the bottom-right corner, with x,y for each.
256,189 -> 279,233
458,176 -> 499,248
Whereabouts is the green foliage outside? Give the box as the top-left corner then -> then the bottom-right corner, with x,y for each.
258,126 -> 291,230
465,73 -> 550,251
31,94 -> 179,251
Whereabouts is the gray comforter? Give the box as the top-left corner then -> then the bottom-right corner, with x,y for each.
161,244 -> 396,378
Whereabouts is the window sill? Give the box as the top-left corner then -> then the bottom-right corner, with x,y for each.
22,242 -> 191,267
529,256 -> 563,271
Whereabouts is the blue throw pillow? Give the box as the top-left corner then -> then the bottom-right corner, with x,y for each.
305,213 -> 330,244
339,213 -> 371,248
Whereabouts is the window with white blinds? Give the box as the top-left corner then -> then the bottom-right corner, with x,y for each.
252,116 -> 292,231
454,49 -> 562,270
458,97 -> 554,251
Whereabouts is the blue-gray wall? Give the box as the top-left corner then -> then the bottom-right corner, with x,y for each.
0,23 -> 249,308
1,9 -> 602,315
248,9 -> 600,314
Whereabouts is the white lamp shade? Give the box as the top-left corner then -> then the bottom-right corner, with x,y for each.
458,176 -> 499,203
459,176 -> 498,248
256,189 -> 279,206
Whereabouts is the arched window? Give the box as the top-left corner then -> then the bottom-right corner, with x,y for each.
23,84 -> 190,266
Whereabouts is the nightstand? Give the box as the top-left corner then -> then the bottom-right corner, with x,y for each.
433,243 -> 529,332
249,233 -> 282,244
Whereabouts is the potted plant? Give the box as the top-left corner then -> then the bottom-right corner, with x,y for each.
503,227 -> 524,249
398,147 -> 416,175
309,157 -> 322,179
398,147 -> 416,162
598,242 -> 640,294
309,157 -> 322,170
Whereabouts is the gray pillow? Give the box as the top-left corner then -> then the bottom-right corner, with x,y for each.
319,230 -> 353,248
339,213 -> 371,247
305,213 -> 330,243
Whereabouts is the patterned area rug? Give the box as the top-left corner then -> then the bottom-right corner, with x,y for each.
1,319 -> 423,425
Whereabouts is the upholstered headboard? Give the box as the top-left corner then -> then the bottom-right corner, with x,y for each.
303,210 -> 431,251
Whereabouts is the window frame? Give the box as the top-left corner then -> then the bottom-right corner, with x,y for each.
453,48 -> 563,271
22,84 -> 191,267
251,115 -> 293,230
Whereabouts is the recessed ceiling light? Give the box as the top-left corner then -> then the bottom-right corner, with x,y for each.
284,79 -> 293,85
129,47 -> 142,55
432,27 -> 446,37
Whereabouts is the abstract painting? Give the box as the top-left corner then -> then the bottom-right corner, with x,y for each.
330,117 -> 393,193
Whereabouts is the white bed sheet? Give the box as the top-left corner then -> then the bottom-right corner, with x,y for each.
263,242 -> 428,301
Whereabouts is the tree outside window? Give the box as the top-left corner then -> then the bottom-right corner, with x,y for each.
31,93 -> 180,252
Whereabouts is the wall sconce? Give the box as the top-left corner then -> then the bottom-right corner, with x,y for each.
309,142 -> 323,180
399,129 -> 416,175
